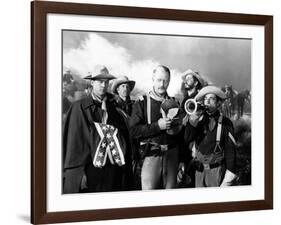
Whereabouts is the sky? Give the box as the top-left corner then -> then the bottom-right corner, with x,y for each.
63,30 -> 251,97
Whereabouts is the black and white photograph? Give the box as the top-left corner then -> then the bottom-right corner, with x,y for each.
62,30 -> 252,194
29,1 -> 274,224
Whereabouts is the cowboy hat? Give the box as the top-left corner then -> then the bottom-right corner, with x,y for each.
111,76 -> 136,94
195,85 -> 227,101
161,98 -> 179,114
182,69 -> 205,86
160,99 -> 183,135
84,65 -> 116,81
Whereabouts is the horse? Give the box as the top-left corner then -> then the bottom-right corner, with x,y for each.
235,89 -> 251,119
221,85 -> 237,118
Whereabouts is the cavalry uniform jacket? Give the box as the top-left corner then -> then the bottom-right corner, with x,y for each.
114,96 -> 134,117
63,94 -> 133,193
184,110 -> 236,173
129,93 -> 186,160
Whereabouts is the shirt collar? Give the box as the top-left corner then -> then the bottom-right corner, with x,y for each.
206,110 -> 220,119
149,88 -> 169,102
81,93 -> 110,109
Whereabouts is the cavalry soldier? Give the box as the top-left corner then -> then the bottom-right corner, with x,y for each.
111,76 -> 136,117
129,65 -> 185,190
111,75 -> 141,189
63,65 -> 133,193
177,69 -> 206,187
183,86 -> 237,187
180,69 -> 205,113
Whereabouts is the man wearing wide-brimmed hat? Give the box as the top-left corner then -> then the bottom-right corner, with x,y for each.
177,69 -> 206,188
183,85 -> 237,187
63,65 -> 133,193
181,69 -> 205,111
111,76 -> 135,117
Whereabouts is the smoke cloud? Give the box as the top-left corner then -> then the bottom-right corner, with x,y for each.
63,31 -> 251,97
63,33 -> 184,97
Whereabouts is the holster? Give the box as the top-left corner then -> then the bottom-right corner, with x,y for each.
139,143 -> 150,160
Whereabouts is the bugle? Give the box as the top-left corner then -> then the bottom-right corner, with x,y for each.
184,98 -> 206,115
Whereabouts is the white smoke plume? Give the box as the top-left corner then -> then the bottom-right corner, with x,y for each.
63,33 -> 184,97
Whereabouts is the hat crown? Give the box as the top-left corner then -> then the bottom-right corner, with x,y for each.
117,76 -> 129,82
93,65 -> 110,76
195,85 -> 226,101
111,76 -> 135,94
182,69 -> 199,78
183,69 -> 196,75
182,69 -> 205,86
84,65 -> 115,80
161,99 -> 179,113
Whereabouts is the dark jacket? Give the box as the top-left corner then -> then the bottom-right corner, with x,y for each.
63,94 -> 133,193
184,110 -> 236,173
114,95 -> 134,117
129,95 -> 187,160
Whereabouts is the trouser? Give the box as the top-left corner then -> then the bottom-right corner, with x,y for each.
141,147 -> 179,190
195,165 -> 225,187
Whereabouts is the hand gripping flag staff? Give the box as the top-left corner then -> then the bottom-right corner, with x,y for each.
92,122 -> 125,168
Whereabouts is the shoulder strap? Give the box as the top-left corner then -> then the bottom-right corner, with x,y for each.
228,132 -> 237,146
146,93 -> 151,124
216,113 -> 223,143
214,114 -> 238,157
213,113 -> 223,154
216,114 -> 238,146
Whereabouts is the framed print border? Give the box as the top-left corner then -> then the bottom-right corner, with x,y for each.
31,1 -> 273,224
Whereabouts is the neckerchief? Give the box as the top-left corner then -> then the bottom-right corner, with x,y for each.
116,95 -> 131,105
149,88 -> 169,102
206,110 -> 220,131
91,93 -> 108,123
116,95 -> 133,115
187,87 -> 198,98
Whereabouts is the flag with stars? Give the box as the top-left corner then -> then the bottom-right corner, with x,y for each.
92,122 -> 125,168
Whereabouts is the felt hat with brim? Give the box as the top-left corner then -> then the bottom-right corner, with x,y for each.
182,69 -> 205,86
84,65 -> 116,81
161,99 -> 179,114
111,76 -> 136,94
160,99 -> 183,136
195,85 -> 227,101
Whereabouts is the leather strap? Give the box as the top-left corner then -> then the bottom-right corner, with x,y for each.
216,113 -> 223,143
146,93 -> 151,124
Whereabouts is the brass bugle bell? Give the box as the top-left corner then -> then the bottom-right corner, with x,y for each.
184,98 -> 205,115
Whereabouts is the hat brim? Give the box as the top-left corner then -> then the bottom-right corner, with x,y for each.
112,80 -> 135,94
84,73 -> 116,81
195,86 -> 226,101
